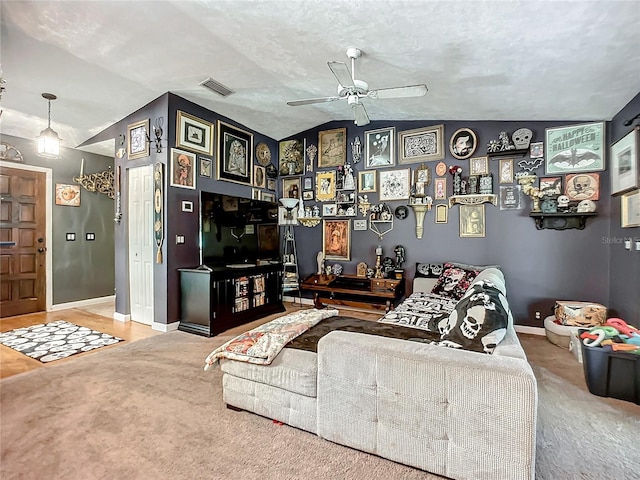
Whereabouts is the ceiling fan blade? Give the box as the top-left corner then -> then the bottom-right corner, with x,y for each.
368,84 -> 428,99
352,102 -> 370,126
328,61 -> 354,87
287,96 -> 341,106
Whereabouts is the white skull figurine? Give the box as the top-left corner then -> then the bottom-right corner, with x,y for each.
557,195 -> 570,208
577,199 -> 596,213
512,128 -> 533,150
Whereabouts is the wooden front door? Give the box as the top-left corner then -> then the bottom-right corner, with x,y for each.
0,166 -> 47,317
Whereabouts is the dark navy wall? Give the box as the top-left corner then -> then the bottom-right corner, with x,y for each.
608,92 -> 640,323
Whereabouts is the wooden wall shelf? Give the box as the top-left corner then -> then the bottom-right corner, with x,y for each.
487,148 -> 530,159
529,212 -> 597,230
449,194 -> 498,208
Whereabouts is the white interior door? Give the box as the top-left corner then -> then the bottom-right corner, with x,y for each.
128,165 -> 154,325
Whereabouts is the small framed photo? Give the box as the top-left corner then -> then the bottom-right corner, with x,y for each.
316,171 -> 336,202
279,139 -> 304,176
449,128 -> 478,160
610,128 -> 639,195
398,124 -> 445,164
55,184 -> 81,206
545,121 -> 605,174
267,178 -> 276,191
434,177 -> 447,200
565,173 -> 600,201
251,188 -> 260,200
261,191 -> 276,203
414,164 -> 431,186
435,204 -> 448,224
379,169 -> 411,201
176,111 -> 214,156
278,206 -> 299,226
302,190 -> 314,201
530,141 -> 544,158
217,121 -> 253,185
303,177 -> 313,190
199,157 -> 212,178
170,148 -> 196,189
181,201 -> 193,213
459,204 -> 485,238
353,219 -> 367,231
127,119 -> 150,160
499,158 -> 514,184
282,177 -> 301,199
358,170 -> 376,193
322,203 -> 337,216
469,156 -> 489,175
318,128 -> 347,168
621,189 -> 640,228
365,126 -> 395,168
323,219 -> 351,261
539,176 -> 563,196
254,165 -> 266,188
499,185 -> 523,211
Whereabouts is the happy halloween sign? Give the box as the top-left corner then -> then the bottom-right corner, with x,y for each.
545,122 -> 605,174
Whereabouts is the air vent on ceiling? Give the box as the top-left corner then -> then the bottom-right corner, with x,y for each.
199,77 -> 234,97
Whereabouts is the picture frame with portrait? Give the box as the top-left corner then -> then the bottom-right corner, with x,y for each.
364,126 -> 395,168
127,119 -> 150,160
176,111 -> 214,156
282,177 -> 301,200
499,158 -> 514,184
323,219 -> 351,261
358,170 -> 376,193
449,128 -> 478,160
414,164 -> 431,186
318,128 -> 347,168
170,148 -> 196,189
398,124 -> 445,164
254,165 -> 266,188
469,156 -> 488,175
217,121 -> 253,185
459,204 -> 485,238
434,177 -> 447,200
530,141 -> 544,158
610,127 -> 639,195
316,171 -> 336,201
199,157 -> 212,178
379,169 -> 411,201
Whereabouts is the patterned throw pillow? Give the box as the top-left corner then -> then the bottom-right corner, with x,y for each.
430,262 -> 480,300
438,283 -> 509,354
415,263 -> 444,278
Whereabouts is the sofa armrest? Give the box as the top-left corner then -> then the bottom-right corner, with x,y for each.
317,330 -> 537,480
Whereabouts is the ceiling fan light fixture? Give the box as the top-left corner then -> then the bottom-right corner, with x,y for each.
36,93 -> 61,159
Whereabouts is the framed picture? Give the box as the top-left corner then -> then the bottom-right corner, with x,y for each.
414,164 -> 431,186
318,128 -> 347,168
499,158 -> 514,184
316,171 -> 336,201
258,224 -> 279,253
621,189 -> 640,228
323,219 -> 351,261
353,219 -> 367,231
302,190 -> 314,201
545,121 -> 605,174
261,191 -> 276,203
254,165 -> 266,188
364,126 -> 395,168
322,203 -> 337,216
251,188 -> 260,200
379,168 -> 411,201
499,185 -> 523,211
358,170 -> 376,193
530,141 -> 544,158
176,111 -> 214,156
435,204 -> 448,224
449,128 -> 478,160
539,176 -> 563,196
127,119 -> 150,160
278,205 -> 299,226
610,128 -> 639,195
267,178 -> 276,191
170,148 -> 196,189
278,139 -> 304,176
398,124 -> 445,164
55,184 -> 81,206
565,173 -> 600,201
303,177 -> 313,190
199,157 -> 212,178
217,121 -> 253,185
434,177 -> 447,200
459,204 -> 485,238
282,177 -> 301,199
469,156 -> 489,175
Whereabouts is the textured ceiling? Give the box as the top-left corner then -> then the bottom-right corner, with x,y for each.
1,0 -> 639,157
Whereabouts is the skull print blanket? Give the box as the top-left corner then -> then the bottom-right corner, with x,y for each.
377,291 -> 457,331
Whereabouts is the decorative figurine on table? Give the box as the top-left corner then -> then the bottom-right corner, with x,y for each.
374,245 -> 384,279
316,251 -> 325,275
393,245 -> 406,279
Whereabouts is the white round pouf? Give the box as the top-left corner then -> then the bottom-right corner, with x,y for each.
544,315 -> 583,349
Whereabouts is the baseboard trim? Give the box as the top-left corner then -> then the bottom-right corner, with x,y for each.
515,325 -> 545,336
50,295 -> 115,312
283,296 -> 313,305
152,321 -> 180,333
113,312 -> 131,323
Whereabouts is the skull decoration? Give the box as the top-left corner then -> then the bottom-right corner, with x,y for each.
459,305 -> 487,339
430,264 -> 443,276
572,175 -> 592,194
512,128 -> 533,149
442,270 -> 465,291
577,199 -> 596,213
557,195 -> 570,208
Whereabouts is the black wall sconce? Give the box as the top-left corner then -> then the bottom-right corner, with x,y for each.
623,113 -> 640,127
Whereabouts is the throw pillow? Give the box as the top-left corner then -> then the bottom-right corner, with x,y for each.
431,262 -> 480,300
415,262 -> 444,278
438,283 -> 508,354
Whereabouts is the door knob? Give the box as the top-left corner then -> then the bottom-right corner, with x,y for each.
38,247 -> 46,253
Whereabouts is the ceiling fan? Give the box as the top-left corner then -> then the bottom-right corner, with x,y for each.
287,47 -> 428,126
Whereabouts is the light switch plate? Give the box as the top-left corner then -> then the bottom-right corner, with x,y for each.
86,233 -> 95,241
66,233 -> 75,241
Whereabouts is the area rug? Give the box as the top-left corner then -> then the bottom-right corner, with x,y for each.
0,320 -> 123,363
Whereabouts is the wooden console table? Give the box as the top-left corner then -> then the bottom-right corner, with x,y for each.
300,274 -> 405,312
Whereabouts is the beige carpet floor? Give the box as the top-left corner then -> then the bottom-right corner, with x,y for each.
1,330 -> 639,480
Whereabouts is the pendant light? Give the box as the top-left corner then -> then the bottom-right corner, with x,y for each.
36,93 -> 61,158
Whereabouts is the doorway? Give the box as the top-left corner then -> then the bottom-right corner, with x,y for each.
127,165 -> 154,325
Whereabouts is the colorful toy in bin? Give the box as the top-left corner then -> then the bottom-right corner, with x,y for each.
580,318 -> 640,352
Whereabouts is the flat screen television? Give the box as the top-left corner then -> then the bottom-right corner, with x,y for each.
199,191 -> 280,267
